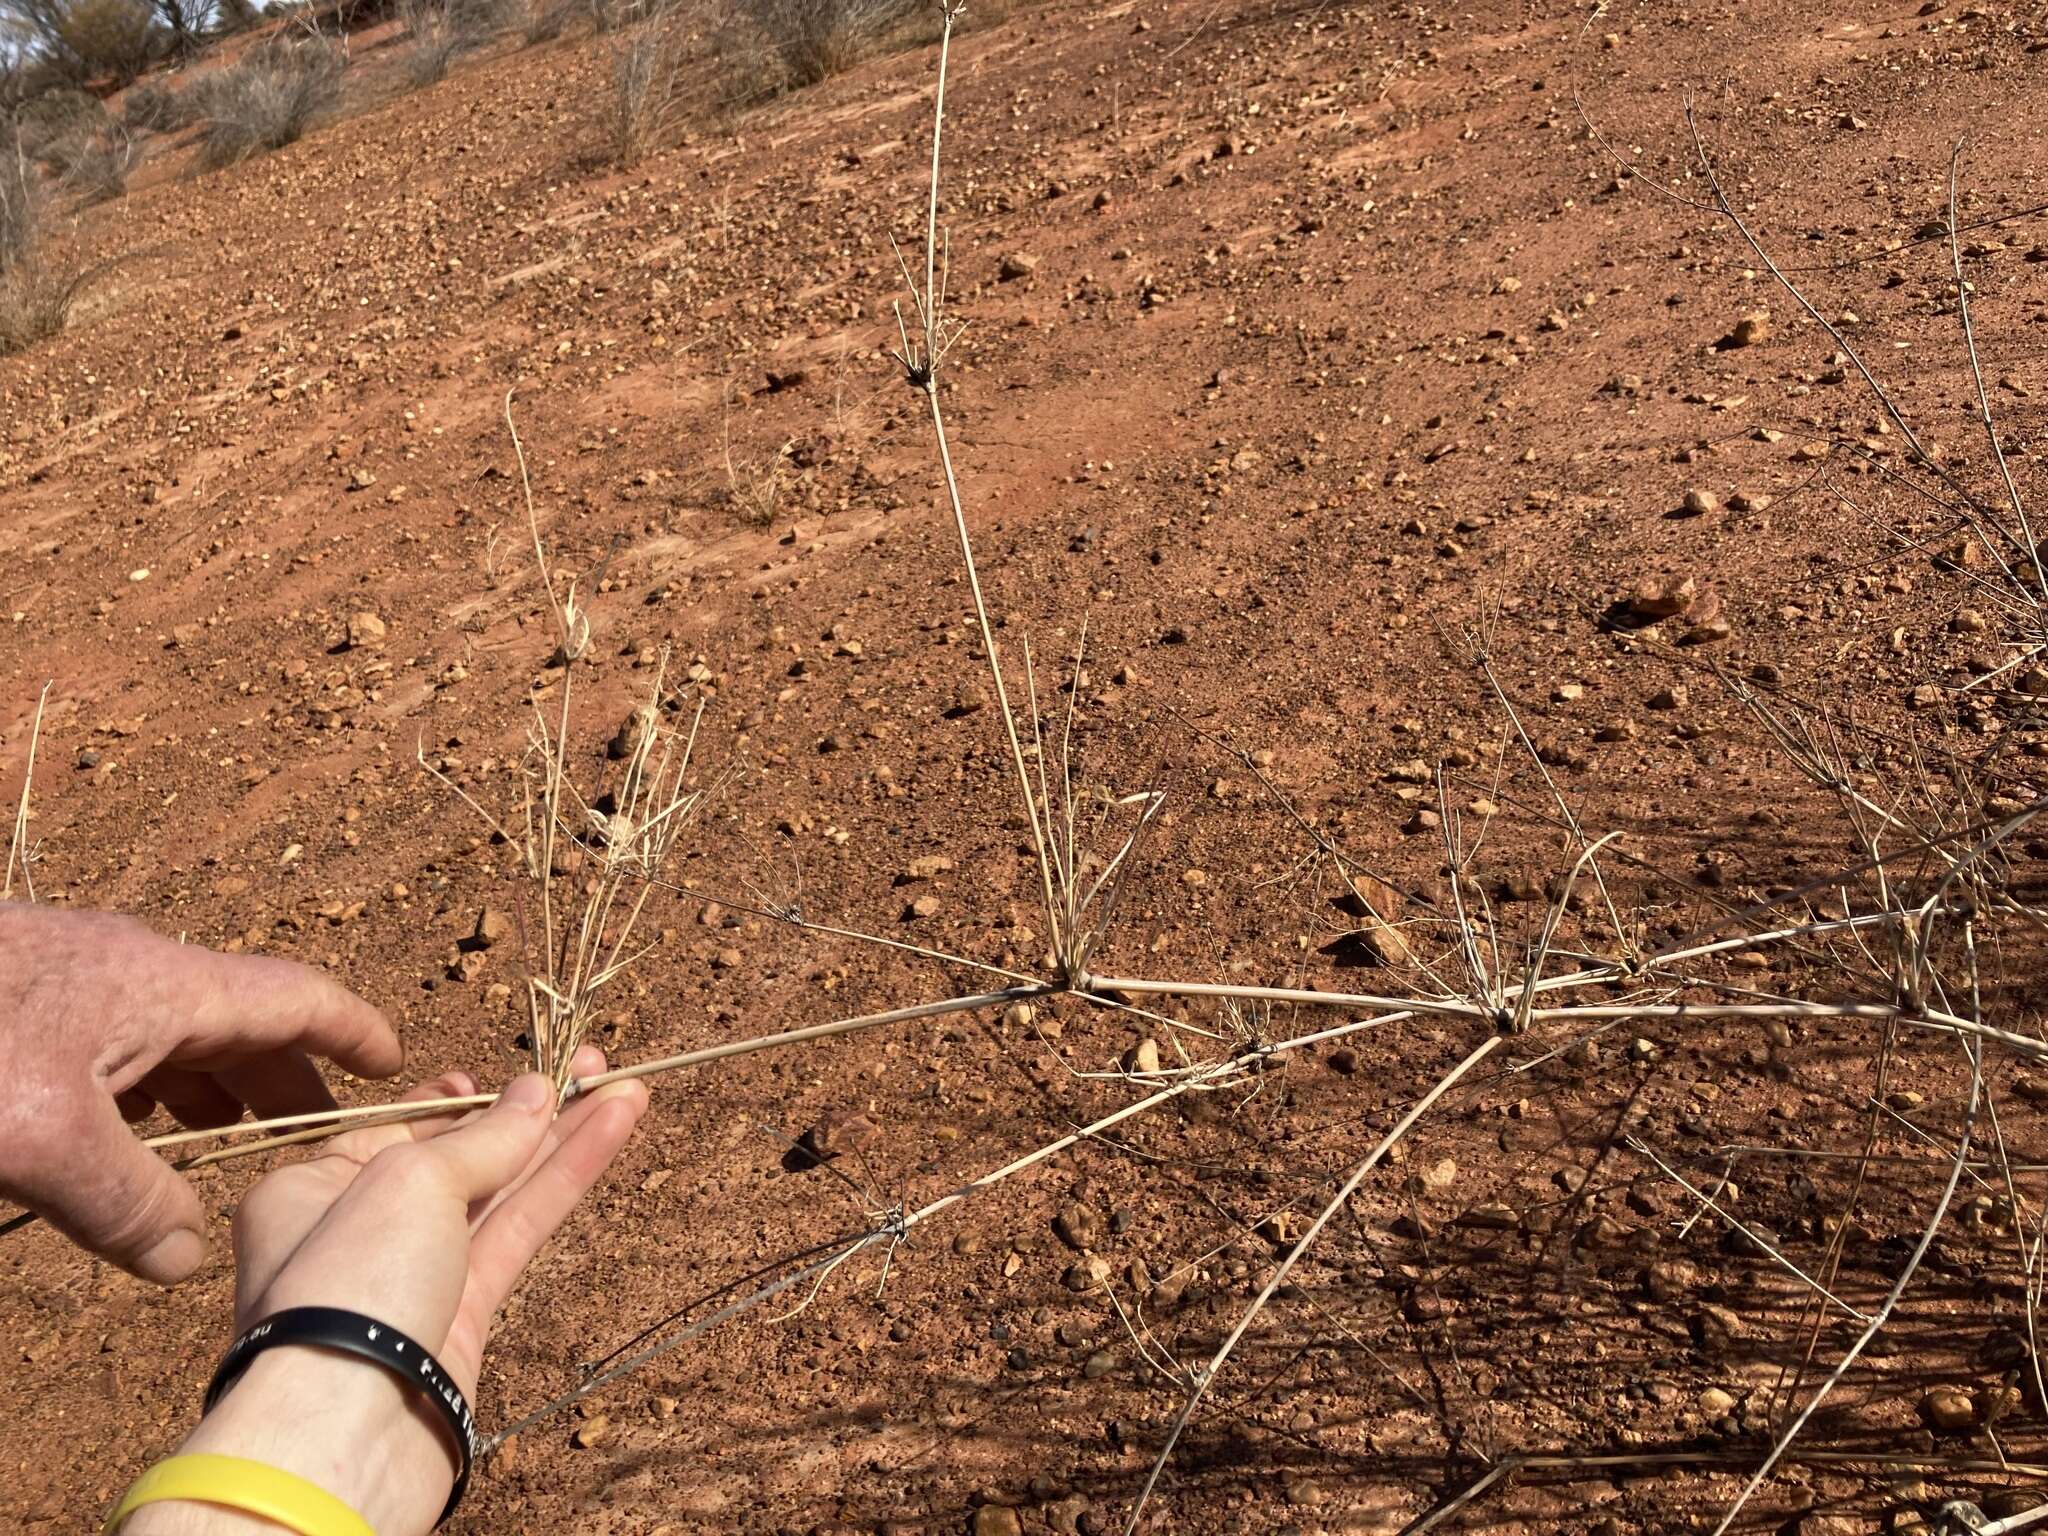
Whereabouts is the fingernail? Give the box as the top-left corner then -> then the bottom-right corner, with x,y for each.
136,1228 -> 205,1286
501,1075 -> 552,1114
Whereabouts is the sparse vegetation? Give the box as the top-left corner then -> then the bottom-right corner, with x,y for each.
581,0 -> 658,35
14,2 -> 2048,1534
14,84 -> 109,162
518,0 -> 568,43
705,0 -> 926,108
195,33 -> 343,169
0,128 -> 89,353
736,0 -> 913,87
0,251 -> 91,353
601,8 -> 690,166
121,77 -> 191,132
51,0 -> 163,84
0,135 -> 38,270
44,123 -> 139,201
396,0 -> 502,87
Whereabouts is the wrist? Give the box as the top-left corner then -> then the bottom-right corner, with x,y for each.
122,1347 -> 455,1536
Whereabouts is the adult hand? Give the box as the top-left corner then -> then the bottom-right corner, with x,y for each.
0,902 -> 403,1284
126,1047 -> 647,1536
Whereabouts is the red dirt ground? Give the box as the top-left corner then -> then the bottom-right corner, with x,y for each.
7,0 -> 2048,1531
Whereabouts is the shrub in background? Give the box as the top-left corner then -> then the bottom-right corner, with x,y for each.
54,0 -> 165,85
196,33 -> 343,168
45,124 -> 139,201
121,77 -> 192,131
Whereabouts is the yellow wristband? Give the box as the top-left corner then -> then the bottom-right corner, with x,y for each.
102,1453 -> 375,1536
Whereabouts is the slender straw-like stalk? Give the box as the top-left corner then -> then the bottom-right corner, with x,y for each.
1707,980 -> 1987,1535
1945,140 -> 2047,611
891,3 -> 1064,965
4,681 -> 50,902
567,986 -> 1041,1095
143,1093 -> 498,1152
134,987 -> 1045,1164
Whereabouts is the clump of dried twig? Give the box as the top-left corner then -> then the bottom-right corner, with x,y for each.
422,393 -> 713,1095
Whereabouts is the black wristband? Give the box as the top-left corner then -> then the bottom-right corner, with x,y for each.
204,1306 -> 475,1527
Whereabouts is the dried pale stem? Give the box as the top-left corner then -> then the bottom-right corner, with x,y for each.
135,988 -> 1045,1161
1627,1137 -> 1869,1320
489,1066 -> 1215,1446
505,390 -> 586,663
4,681 -> 49,903
894,4 -> 1064,965
1945,140 -> 2046,617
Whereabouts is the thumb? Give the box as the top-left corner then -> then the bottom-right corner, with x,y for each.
40,1100 -> 208,1285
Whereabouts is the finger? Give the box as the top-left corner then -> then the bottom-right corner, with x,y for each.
138,1066 -> 244,1131
213,1048 -> 336,1122
172,948 -> 403,1080
315,1072 -> 480,1168
407,1073 -> 554,1204
464,1080 -> 647,1323
234,1073 -> 481,1310
26,1097 -> 207,1285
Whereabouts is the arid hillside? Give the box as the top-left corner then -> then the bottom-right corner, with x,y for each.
7,0 -> 2048,1531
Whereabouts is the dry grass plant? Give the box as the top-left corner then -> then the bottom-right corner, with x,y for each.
0,139 -> 96,355
195,31 -> 343,169
417,393 -> 716,1096
47,123 -> 140,203
601,0 -> 692,166
121,79 -> 192,133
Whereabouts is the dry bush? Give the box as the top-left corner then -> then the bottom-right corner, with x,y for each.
195,33 -> 343,168
45,124 -> 140,201
397,0 -> 503,86
602,10 -> 691,166
175,66 -> 237,124
211,0 -> 259,31
583,0 -> 660,34
121,78 -> 191,132
0,132 -> 95,353
0,135 -> 37,269
397,0 -> 465,86
53,0 -> 165,85
15,85 -> 111,161
518,0 -> 570,43
711,0 -> 915,102
0,253 -> 91,354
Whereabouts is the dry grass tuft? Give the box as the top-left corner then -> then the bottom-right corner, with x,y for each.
121,79 -> 193,133
195,33 -> 343,169
45,125 -> 140,204
601,10 -> 692,166
717,0 -> 916,96
0,256 -> 96,353
0,136 -> 94,355
519,0 -> 572,43
397,0 -> 501,87
423,394 -> 715,1094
